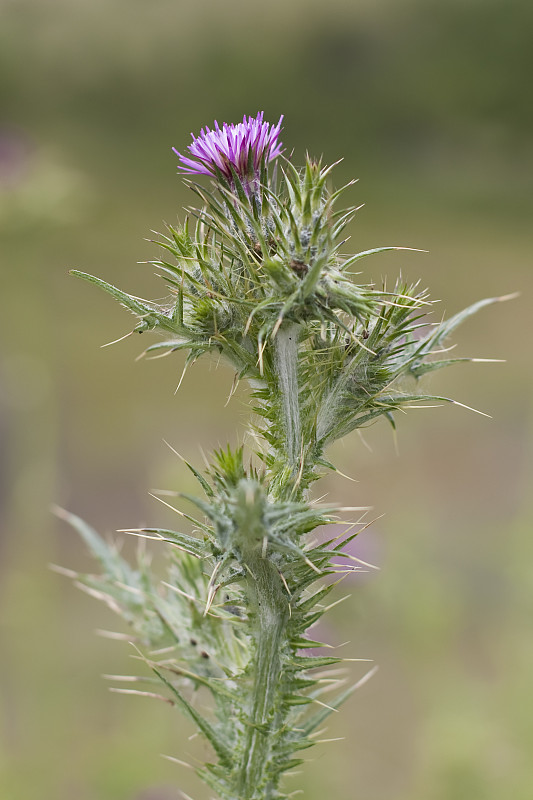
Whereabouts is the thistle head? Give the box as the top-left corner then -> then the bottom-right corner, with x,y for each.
173,112 -> 283,187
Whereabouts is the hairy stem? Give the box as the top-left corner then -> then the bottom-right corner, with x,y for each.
236,555 -> 290,799
273,322 -> 302,479
231,324 -> 302,798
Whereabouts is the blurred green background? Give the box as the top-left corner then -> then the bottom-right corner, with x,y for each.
1,1 -> 531,798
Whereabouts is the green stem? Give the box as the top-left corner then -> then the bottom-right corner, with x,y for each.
232,325 -> 302,798
273,322 -> 302,478
236,556 -> 289,799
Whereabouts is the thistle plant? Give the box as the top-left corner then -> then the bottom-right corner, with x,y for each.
58,112 -> 508,800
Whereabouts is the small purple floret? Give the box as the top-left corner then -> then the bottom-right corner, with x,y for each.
173,112 -> 283,183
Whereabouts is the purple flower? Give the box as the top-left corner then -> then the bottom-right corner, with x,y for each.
173,112 -> 283,184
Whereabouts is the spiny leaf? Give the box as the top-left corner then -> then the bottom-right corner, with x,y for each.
410,356 -> 477,378
133,528 -> 208,558
70,271 -> 156,317
53,506 -> 134,581
300,666 -> 379,735
151,665 -> 232,766
425,294 -> 515,349
342,246 -> 426,271
289,656 -> 343,670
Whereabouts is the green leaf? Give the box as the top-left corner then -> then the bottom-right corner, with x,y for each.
70,271 -> 156,316
289,656 -> 343,670
70,270 -> 180,335
300,683 -> 361,736
285,694 -> 313,706
151,665 -> 232,766
342,246 -> 417,271
137,528 -> 208,558
410,357 -> 475,378
430,294 -> 513,345
54,506 -> 134,581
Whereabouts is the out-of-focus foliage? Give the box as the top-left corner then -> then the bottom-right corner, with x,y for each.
0,1 -> 531,799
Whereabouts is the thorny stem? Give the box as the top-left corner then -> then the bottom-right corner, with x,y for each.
231,324 -> 303,798
236,554 -> 290,799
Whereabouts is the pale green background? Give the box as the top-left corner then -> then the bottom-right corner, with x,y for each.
1,1 -> 532,798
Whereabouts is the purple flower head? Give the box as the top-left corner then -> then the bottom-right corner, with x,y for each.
173,112 -> 283,184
